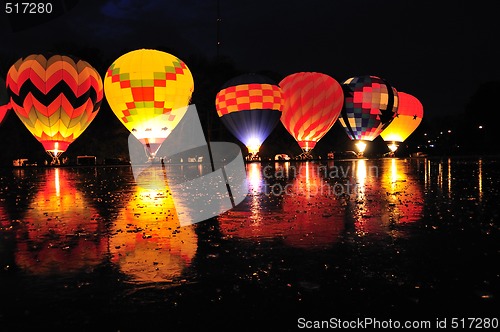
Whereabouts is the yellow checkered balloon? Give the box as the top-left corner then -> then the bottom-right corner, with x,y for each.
104,49 -> 194,157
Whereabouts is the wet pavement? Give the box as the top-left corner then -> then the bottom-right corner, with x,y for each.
0,157 -> 498,330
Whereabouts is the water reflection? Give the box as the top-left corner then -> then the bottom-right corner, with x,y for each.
0,158 -> 492,284
478,159 -> 483,202
423,158 -> 485,202
381,158 -> 424,224
14,168 -> 106,276
424,159 -> 430,191
421,157 -> 494,232
447,158 -> 452,198
218,159 -> 427,247
348,159 -> 382,236
109,167 -> 198,283
247,162 -> 263,223
219,161 -> 347,248
433,158 -> 452,199
345,158 -> 425,238
0,158 -> 498,330
280,161 -> 345,247
2,166 -> 199,282
73,166 -> 136,220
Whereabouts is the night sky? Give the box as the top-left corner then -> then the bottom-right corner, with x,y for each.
1,0 -> 499,161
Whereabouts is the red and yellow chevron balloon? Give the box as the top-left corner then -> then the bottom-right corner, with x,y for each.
379,92 -> 423,152
279,72 -> 344,152
6,54 -> 103,159
104,49 -> 194,159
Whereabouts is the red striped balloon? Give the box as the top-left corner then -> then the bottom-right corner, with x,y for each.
279,72 -> 343,151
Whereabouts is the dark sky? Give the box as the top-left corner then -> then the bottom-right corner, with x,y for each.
1,0 -> 499,119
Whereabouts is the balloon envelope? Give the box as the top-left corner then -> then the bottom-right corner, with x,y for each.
0,77 -> 10,124
339,75 -> 399,142
6,54 -> 103,158
104,49 -> 194,158
279,72 -> 344,152
215,73 -> 283,155
380,92 -> 423,144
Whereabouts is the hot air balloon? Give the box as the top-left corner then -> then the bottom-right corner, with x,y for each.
339,75 -> 399,157
6,54 -> 103,164
0,76 -> 10,124
279,72 -> 344,157
215,73 -> 283,160
104,49 -> 194,161
379,92 -> 423,156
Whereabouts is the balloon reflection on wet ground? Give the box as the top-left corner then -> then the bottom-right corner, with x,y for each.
349,158 -> 424,236
0,158 -> 498,330
14,168 -> 106,276
218,159 -> 425,246
109,167 -> 197,284
218,162 -> 346,248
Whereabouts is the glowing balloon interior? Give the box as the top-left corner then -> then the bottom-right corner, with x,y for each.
104,49 -> 194,160
215,73 -> 283,158
279,72 -> 344,153
6,54 -> 103,163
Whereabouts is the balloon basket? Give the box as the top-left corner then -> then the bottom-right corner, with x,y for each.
297,151 -> 314,160
46,151 -> 62,166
